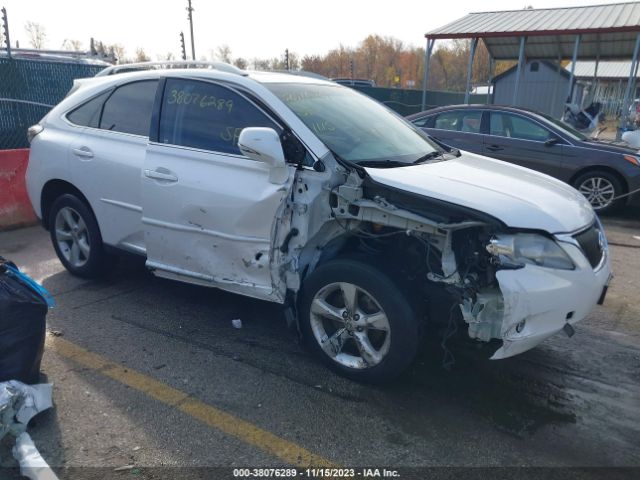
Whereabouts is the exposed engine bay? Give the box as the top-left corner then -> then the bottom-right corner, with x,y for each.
279,166 -> 512,356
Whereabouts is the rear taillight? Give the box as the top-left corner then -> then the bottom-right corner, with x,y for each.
27,124 -> 44,144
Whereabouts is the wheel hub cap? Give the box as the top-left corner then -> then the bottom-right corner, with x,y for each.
54,206 -> 90,268
309,282 -> 391,370
578,177 -> 615,210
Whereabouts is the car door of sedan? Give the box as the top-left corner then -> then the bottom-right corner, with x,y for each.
482,111 -> 567,178
421,109 -> 485,154
142,78 -> 295,301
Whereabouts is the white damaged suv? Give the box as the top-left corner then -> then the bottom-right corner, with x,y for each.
26,62 -> 612,382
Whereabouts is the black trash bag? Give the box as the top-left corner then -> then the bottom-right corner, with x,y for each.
0,257 -> 49,384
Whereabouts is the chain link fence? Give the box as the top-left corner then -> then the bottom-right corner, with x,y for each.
0,57 -> 105,149
0,56 -> 487,148
353,86 -> 488,116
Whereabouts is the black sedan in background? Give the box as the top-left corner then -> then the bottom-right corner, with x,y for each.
407,105 -> 640,214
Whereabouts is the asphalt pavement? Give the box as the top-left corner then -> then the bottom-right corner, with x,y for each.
0,213 -> 639,479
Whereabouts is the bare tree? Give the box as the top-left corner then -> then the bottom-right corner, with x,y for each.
216,44 -> 232,63
252,58 -> 271,71
301,54 -> 324,74
233,57 -> 248,69
135,48 -> 150,62
109,44 -> 126,63
24,21 -> 47,49
157,52 -> 175,61
62,39 -> 83,51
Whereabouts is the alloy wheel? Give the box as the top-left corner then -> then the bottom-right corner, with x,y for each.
309,282 -> 391,369
578,176 -> 616,210
54,206 -> 91,268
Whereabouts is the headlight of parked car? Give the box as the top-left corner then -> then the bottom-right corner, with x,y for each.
486,233 -> 575,270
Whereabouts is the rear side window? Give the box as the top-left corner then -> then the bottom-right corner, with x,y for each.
411,115 -> 432,128
158,79 -> 279,155
434,110 -> 482,133
99,80 -> 158,136
66,91 -> 111,128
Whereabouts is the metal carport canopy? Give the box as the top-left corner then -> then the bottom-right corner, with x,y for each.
425,2 -> 640,60
420,2 -> 640,135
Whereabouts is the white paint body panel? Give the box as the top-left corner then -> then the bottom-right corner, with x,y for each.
69,127 -> 146,252
492,239 -> 611,359
142,143 -> 294,300
365,151 -> 595,233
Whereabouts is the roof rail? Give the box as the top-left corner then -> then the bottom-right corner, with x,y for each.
95,61 -> 247,77
270,69 -> 330,81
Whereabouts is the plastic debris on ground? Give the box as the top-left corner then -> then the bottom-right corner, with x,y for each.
231,318 -> 243,329
0,381 -> 58,480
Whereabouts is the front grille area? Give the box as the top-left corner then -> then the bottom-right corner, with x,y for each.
573,224 -> 604,268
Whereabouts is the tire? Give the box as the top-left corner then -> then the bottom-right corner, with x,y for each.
573,170 -> 624,214
48,194 -> 112,278
299,258 -> 422,383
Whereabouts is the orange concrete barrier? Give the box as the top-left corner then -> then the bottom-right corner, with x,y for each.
0,149 -> 37,231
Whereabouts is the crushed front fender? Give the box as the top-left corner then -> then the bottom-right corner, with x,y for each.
491,241 -> 611,359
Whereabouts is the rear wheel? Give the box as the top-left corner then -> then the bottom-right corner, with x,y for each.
573,170 -> 624,214
49,194 -> 112,278
299,259 -> 422,382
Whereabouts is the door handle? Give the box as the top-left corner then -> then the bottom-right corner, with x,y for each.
72,147 -> 94,158
144,169 -> 178,182
486,145 -> 503,152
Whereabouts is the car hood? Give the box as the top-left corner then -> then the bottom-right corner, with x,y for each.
364,151 -> 595,233
576,138 -> 638,154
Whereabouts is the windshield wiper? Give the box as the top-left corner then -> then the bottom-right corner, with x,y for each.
413,149 -> 461,164
356,159 -> 409,168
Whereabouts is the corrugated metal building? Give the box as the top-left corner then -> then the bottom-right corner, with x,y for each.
492,61 -> 576,118
422,2 -> 640,132
427,2 -> 640,60
567,61 -> 640,79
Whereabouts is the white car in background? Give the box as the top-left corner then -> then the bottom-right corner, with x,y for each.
622,128 -> 640,149
26,62 -> 611,382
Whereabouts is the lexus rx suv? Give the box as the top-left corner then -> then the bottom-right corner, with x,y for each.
26,63 -> 612,382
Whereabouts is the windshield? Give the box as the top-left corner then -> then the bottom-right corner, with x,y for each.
266,83 -> 439,164
537,112 -> 588,141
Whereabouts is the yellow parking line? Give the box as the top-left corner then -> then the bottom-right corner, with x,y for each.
47,336 -> 337,468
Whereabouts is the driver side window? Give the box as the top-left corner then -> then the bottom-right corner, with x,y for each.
159,79 -> 280,156
490,112 -> 551,142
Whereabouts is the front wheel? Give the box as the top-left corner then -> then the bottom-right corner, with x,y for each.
573,170 -> 624,214
299,259 -> 422,383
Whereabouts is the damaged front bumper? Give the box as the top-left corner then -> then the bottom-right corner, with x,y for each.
490,237 -> 611,359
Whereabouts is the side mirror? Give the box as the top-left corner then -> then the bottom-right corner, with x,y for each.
545,136 -> 560,147
238,127 -> 289,184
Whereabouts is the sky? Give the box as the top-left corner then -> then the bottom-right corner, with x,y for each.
1,0 -> 627,61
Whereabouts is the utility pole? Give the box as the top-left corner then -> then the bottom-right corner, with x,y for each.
350,59 -> 354,79
186,0 -> 195,60
1,7 -> 11,58
284,48 -> 289,71
179,31 -> 186,60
